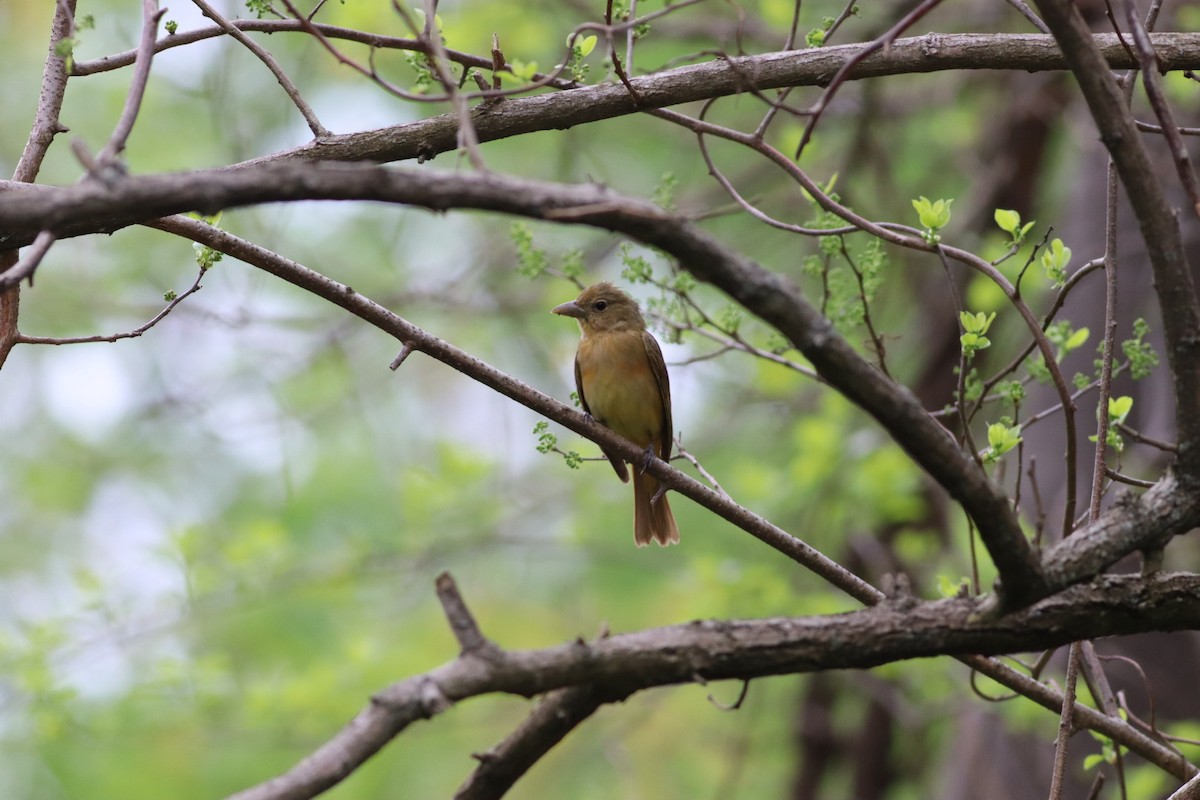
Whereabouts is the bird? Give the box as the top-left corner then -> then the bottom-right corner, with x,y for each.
552,282 -> 680,546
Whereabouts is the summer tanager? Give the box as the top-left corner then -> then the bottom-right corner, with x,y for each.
553,282 -> 680,546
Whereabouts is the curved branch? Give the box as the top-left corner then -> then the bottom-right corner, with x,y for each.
0,162 -> 1055,605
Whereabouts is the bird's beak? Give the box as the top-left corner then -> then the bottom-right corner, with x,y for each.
552,300 -> 585,319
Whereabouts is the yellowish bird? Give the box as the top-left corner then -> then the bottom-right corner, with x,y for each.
553,282 -> 680,546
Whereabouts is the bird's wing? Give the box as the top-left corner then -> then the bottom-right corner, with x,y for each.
576,351 -> 630,483
642,330 -> 673,461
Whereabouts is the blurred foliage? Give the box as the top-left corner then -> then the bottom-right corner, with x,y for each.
2,0 -> 1197,798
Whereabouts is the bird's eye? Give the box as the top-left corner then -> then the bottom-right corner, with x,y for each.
593,300 -> 608,311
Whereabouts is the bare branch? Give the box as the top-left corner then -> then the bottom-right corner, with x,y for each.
225,572 -> 1200,800
145,212 -> 884,607
95,0 -> 168,166
435,572 -> 496,656
192,0 -> 331,139
174,33 -> 1200,170
1030,0 -> 1200,477
1123,2 -> 1200,220
16,264 -> 205,345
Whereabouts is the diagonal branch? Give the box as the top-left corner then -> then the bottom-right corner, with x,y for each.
0,162 -> 1053,605
145,213 -> 883,607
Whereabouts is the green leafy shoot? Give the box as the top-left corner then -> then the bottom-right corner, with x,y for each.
619,243 -> 654,284
1084,730 -> 1119,770
719,304 -> 742,335
1001,380 -> 1024,408
404,52 -> 434,93
1108,395 -> 1134,425
245,0 -> 273,19
937,574 -> 970,598
564,34 -> 597,82
509,59 -> 539,82
913,196 -> 953,244
1041,237 -> 1071,288
799,173 -> 839,206
994,208 -> 1035,246
653,172 -> 678,211
1045,321 -> 1089,361
187,212 -> 224,270
410,7 -> 445,33
560,249 -> 585,281
532,422 -> 582,469
1121,317 -> 1160,379
165,19 -> 178,35
511,222 -> 549,278
1089,395 -> 1133,452
959,311 -> 995,359
806,16 -> 836,47
983,421 -> 1022,464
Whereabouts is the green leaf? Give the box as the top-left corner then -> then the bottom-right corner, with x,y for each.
1041,238 -> 1071,288
984,422 -> 1022,462
994,208 -> 1020,234
509,59 -> 539,81
1064,326 -> 1090,352
1108,395 -> 1133,423
913,196 -> 953,231
959,310 -> 995,334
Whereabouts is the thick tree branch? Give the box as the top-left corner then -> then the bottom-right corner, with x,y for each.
226,572 -> 1200,800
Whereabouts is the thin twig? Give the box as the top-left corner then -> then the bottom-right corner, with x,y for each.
795,0 -> 946,157
1122,2 -> 1200,219
17,266 -> 206,345
194,0 -> 331,138
96,0 -> 168,166
0,230 -> 57,288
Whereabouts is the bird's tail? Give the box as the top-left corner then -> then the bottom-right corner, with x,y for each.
633,471 -> 680,546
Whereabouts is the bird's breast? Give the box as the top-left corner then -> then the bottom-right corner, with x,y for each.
577,331 -> 663,448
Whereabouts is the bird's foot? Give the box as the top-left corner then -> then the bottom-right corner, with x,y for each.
638,444 -> 655,475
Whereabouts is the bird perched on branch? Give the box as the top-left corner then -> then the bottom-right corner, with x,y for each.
553,282 -> 680,546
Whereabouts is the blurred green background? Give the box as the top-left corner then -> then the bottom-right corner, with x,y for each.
3,1 -> 1199,798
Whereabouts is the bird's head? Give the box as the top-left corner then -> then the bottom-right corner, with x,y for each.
552,282 -> 645,334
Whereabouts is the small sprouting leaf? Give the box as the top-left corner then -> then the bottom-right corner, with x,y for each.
984,422 -> 1022,463
959,311 -> 995,334
577,34 -> 597,57
1064,326 -> 1090,352
1108,395 -> 1133,424
913,196 -> 953,244
994,208 -> 1020,234
1041,238 -> 1071,288
509,59 -> 539,81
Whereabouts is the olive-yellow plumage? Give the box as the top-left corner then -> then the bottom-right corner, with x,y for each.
553,282 -> 680,546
